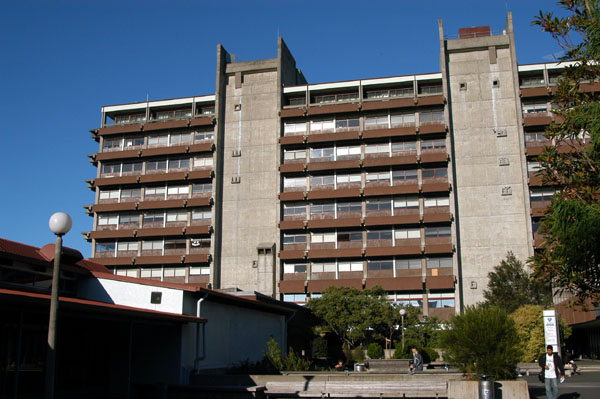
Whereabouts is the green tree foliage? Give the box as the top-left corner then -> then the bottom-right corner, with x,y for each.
367,343 -> 384,359
311,336 -> 328,358
532,0 -> 600,304
510,305 -> 572,362
265,336 -> 312,372
483,252 -> 552,313
439,306 -> 522,380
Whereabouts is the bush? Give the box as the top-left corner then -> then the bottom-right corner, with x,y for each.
265,337 -> 312,372
439,306 -> 522,380
421,347 -> 438,363
312,336 -> 328,358
351,347 -> 365,363
367,343 -> 384,359
391,338 -> 419,359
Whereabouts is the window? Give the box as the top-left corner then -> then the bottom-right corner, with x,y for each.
336,146 -> 361,157
283,293 -> 307,303
143,211 -> 164,224
426,257 -> 452,268
336,174 -> 361,184
166,210 -> 187,222
145,186 -> 166,196
102,163 -> 121,174
419,85 -> 443,95
366,87 -> 414,99
192,183 -> 212,193
193,156 -> 213,168
284,122 -> 307,135
98,214 -> 118,226
364,114 -> 389,129
310,203 -> 335,215
164,239 -> 186,250
121,161 -> 143,173
366,199 -> 391,211
124,137 -> 144,147
396,295 -> 423,308
283,176 -> 307,189
422,168 -> 448,179
169,158 -> 190,169
365,143 -> 390,155
194,131 -> 214,141
141,240 -> 163,250
522,101 -> 548,114
395,228 -> 421,239
99,189 -> 120,200
148,135 -> 169,146
392,169 -> 418,182
283,233 -> 307,245
310,119 -> 335,133
390,112 -> 415,126
311,262 -> 337,272
164,267 -> 186,278
192,208 -> 211,220
428,294 -> 455,308
314,93 -> 358,103
309,147 -> 334,161
530,188 -> 556,202
189,266 -> 210,275
520,75 -> 545,87
392,141 -> 417,152
140,268 -> 162,278
396,258 -> 422,270
167,185 -> 189,195
366,171 -> 391,183
170,133 -> 192,146
311,232 -> 336,243
424,197 -> 449,207
337,231 -> 362,242
394,195 -> 419,209
146,159 -> 167,171
119,213 -> 139,225
310,175 -> 335,187
283,263 -> 307,273
121,188 -> 141,199
191,238 -> 211,248
114,113 -> 145,124
527,161 -> 543,173
284,149 -> 306,161
288,97 -> 306,106
338,261 -> 363,271
367,229 -> 393,240
117,241 -> 138,252
95,242 -> 115,253
103,138 -> 122,150
337,201 -> 362,214
155,109 -> 192,120
199,105 -> 215,115
283,203 -> 306,217
335,117 -> 360,130
425,226 -> 451,237
421,139 -> 446,150
367,260 -> 393,271
419,109 -> 444,122
525,132 -> 549,142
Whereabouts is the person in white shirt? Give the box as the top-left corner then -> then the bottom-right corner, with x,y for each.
538,345 -> 565,399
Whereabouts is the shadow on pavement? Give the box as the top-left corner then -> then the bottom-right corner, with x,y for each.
528,386 -> 581,399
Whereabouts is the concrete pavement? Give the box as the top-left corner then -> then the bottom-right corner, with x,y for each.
524,369 -> 600,399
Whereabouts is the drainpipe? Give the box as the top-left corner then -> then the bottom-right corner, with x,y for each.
193,293 -> 209,371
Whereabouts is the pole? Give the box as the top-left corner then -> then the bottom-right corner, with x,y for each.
401,314 -> 405,354
45,235 -> 62,399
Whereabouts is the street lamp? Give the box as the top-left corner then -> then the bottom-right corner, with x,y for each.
399,308 -> 406,354
45,212 -> 72,399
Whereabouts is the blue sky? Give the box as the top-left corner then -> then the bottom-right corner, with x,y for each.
0,1 -> 565,255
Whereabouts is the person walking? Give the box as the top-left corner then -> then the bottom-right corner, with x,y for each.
538,345 -> 565,399
409,347 -> 424,374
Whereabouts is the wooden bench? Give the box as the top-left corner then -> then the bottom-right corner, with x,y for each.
265,380 -> 448,398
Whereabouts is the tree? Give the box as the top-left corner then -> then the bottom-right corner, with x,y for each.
510,305 -> 572,362
531,0 -> 600,304
483,252 -> 552,313
439,306 -> 522,380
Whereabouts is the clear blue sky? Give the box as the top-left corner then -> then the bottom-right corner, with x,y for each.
0,0 -> 565,255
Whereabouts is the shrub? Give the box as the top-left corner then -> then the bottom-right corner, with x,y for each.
421,347 -> 438,363
367,343 -> 384,359
439,306 -> 522,380
312,336 -> 328,358
265,336 -> 312,372
351,346 -> 365,363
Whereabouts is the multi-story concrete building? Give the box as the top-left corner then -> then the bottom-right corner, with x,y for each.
84,13 -> 598,320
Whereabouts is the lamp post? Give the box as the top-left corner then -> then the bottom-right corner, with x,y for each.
399,308 -> 406,354
45,212 -> 72,399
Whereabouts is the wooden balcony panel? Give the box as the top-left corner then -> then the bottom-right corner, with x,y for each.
362,126 -> 417,139
187,197 -> 212,207
89,257 -> 135,266
338,271 -> 364,280
365,245 -> 421,257
136,255 -> 183,265
306,103 -> 360,116
531,204 -> 549,217
416,95 -> 444,106
420,152 -> 448,164
189,143 -> 214,153
279,279 -> 306,293
283,272 -> 308,281
97,124 -> 143,136
187,170 -> 213,180
580,82 -> 600,93
136,227 -> 183,237
143,119 -> 189,132
365,276 -> 422,291
280,108 -> 306,118
364,214 -> 420,227
525,144 -> 548,156
141,145 -> 188,157
280,135 -> 306,145
306,159 -> 361,172
92,202 -> 138,212
184,253 -> 210,264
364,184 -> 419,197
421,182 -> 450,193
307,218 -> 361,229
428,307 -> 455,321
308,248 -> 363,259
280,191 -> 305,201
422,210 -> 452,223
307,131 -> 360,144
94,175 -> 139,187
528,174 -> 545,186
280,163 -> 305,173
361,97 -> 414,111
520,87 -> 550,97
307,278 -> 363,293
95,149 -> 140,161
136,199 -> 184,210
279,220 -> 306,230
363,154 -> 418,168
186,225 -> 211,235
139,172 -> 187,184
89,230 -> 135,239
425,275 -> 455,290
523,116 -> 552,126
189,116 -> 215,127
418,123 -> 447,135
279,249 -> 306,260
307,188 -> 361,200
424,243 -> 453,255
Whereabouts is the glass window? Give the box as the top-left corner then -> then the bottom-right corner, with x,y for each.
102,163 -> 121,174
193,156 -> 213,167
394,195 -> 419,209
283,233 -> 307,245
337,201 -> 362,214
424,196 -> 450,207
525,132 -> 548,142
121,188 -> 141,199
146,159 -> 167,171
192,183 -> 212,193
336,174 -> 361,184
364,114 -> 389,129
335,117 -> 360,130
337,231 -> 362,242
425,226 -> 451,237
390,112 -> 415,126
338,261 -> 363,271
395,228 -> 421,239
367,229 -> 393,240
170,133 -> 191,146
530,188 -> 556,201
143,211 -> 164,224
194,131 -> 214,141
310,175 -> 335,187
419,85 -> 443,95
283,203 -> 306,216
283,176 -> 307,188
124,137 -> 144,147
169,158 -> 190,169
95,242 -> 115,252
422,168 -> 448,178
166,210 -> 187,222
284,122 -> 307,135
310,203 -> 335,215
283,263 -> 307,273
148,135 -> 168,146
419,109 -> 444,122
365,143 -> 390,154
103,138 -> 122,150
119,213 -> 139,224
190,238 -> 211,248
336,146 -> 361,157
145,186 -> 166,196
421,139 -> 446,150
392,169 -> 418,181
167,185 -> 189,195
283,293 -> 307,303
310,232 -> 336,243
190,266 -> 211,275
117,241 -> 138,252
309,147 -> 335,161
164,239 -> 186,250
366,199 -> 392,211
311,262 -> 337,272
396,258 -> 422,270
392,141 -> 417,152
99,189 -> 120,200
427,257 -> 453,268
284,149 -> 307,161
122,161 -> 143,173
366,171 -> 391,182
367,260 -> 393,271
309,119 -> 335,132
288,97 -> 306,106
522,101 -> 548,114
98,214 -> 118,226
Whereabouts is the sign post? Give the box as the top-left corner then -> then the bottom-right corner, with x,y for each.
542,309 -> 561,357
